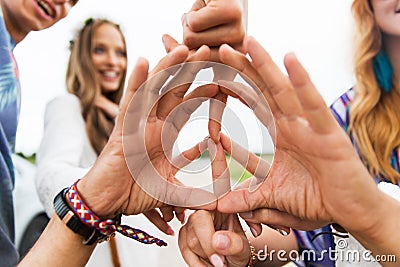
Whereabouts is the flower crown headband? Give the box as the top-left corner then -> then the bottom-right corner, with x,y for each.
69,18 -> 120,49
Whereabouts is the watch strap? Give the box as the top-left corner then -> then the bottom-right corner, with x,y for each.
54,188 -> 100,245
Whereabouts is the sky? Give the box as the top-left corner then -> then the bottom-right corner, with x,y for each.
14,0 -> 355,155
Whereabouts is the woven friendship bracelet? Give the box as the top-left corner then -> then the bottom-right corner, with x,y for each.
65,181 -> 167,247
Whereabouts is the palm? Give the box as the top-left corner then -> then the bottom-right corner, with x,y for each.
217,37 -> 377,232
122,47 -> 223,213
274,116 -> 375,229
260,117 -> 345,228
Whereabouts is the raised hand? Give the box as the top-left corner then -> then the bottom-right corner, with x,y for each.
215,37 -> 386,235
76,44 -> 219,221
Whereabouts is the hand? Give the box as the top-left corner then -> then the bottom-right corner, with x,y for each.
215,37 -> 385,235
179,210 -> 250,267
179,139 -> 250,267
94,95 -> 119,119
76,44 -> 218,220
182,0 -> 247,50
143,206 -> 186,236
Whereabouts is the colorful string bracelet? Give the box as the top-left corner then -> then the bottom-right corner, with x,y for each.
64,181 -> 167,247
248,242 -> 257,267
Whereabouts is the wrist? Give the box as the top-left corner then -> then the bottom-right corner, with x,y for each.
76,177 -> 121,219
351,192 -> 400,249
54,183 -> 167,247
53,187 -> 103,245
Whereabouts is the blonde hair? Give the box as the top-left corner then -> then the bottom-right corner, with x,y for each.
350,0 -> 400,183
66,19 -> 127,155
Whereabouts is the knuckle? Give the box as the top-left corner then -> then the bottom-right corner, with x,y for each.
194,209 -> 209,219
224,4 -> 242,21
187,17 -> 203,32
183,33 -> 197,49
186,233 -> 200,250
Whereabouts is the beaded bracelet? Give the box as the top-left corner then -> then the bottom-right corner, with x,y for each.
65,181 -> 167,247
248,243 -> 257,267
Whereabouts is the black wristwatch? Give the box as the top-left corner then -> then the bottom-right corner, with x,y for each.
53,188 -> 100,245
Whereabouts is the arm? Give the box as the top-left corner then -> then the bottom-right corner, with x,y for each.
19,44 -> 217,266
216,37 -> 400,265
18,215 -> 96,267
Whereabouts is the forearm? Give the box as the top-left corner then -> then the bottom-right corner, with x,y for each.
18,215 -> 96,266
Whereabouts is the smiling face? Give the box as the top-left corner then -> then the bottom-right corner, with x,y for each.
371,0 -> 400,36
91,23 -> 127,94
1,0 -> 78,42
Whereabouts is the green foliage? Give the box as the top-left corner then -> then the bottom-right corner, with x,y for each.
229,154 -> 274,183
16,152 -> 36,164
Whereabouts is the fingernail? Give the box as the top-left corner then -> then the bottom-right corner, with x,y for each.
287,52 -> 297,58
179,214 -> 186,224
162,35 -> 166,46
250,226 -> 260,238
277,229 -> 289,236
214,234 -> 230,249
221,44 -> 235,52
166,227 -> 175,236
210,254 -> 224,267
239,211 -> 253,219
186,13 -> 191,28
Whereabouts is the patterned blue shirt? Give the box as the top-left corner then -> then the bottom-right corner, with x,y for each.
294,88 -> 400,266
0,5 -> 21,266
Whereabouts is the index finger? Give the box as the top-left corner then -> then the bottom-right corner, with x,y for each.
208,139 -> 231,198
156,45 -> 210,120
186,210 -> 217,259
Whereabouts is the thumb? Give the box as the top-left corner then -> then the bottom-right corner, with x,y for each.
217,188 -> 257,213
212,231 -> 249,267
190,0 -> 207,11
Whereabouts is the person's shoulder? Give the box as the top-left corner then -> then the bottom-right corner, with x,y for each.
330,88 -> 355,111
44,94 -> 82,119
329,87 -> 355,128
47,93 -> 80,109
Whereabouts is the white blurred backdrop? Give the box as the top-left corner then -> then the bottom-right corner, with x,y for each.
14,0 -> 355,155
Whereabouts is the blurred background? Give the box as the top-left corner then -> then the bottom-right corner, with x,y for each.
14,0 -> 355,156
